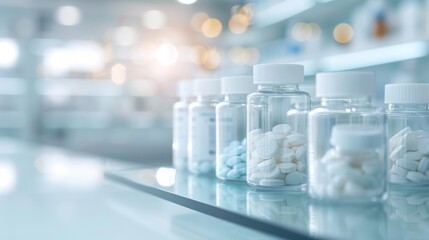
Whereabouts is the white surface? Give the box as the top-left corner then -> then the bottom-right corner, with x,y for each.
0,138 -> 275,240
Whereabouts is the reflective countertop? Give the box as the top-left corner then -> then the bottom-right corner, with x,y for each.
0,139 -> 277,240
107,167 -> 429,240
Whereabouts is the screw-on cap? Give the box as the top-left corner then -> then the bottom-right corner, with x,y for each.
177,80 -> 193,97
221,76 -> 257,94
193,79 -> 221,96
253,64 -> 304,85
330,124 -> 383,150
316,72 -> 376,98
385,83 -> 429,104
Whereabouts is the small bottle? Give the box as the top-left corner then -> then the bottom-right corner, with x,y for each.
216,76 -> 257,181
385,83 -> 429,187
188,79 -> 221,175
172,80 -> 193,171
247,64 -> 310,190
310,124 -> 387,202
308,72 -> 385,199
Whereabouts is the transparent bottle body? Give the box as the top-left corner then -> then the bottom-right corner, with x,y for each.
188,96 -> 218,175
216,94 -> 248,181
308,98 -> 386,202
386,103 -> 429,188
172,98 -> 191,171
246,85 -> 311,190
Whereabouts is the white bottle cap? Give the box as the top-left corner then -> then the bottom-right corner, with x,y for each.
178,80 -> 193,97
330,124 -> 383,150
316,72 -> 376,98
193,78 -> 221,96
385,83 -> 429,104
221,76 -> 257,94
253,64 -> 304,85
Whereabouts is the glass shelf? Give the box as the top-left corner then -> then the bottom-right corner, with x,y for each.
106,167 -> 429,240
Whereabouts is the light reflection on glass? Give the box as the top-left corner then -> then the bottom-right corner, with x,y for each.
0,162 -> 16,194
155,167 -> 176,187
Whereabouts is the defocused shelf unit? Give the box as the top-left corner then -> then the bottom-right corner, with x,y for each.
107,167 -> 429,240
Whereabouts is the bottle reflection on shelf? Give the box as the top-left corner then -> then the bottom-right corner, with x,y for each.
188,174 -> 216,205
247,191 -> 308,233
216,181 -> 248,212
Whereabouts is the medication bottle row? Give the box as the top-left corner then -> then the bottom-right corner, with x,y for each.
172,63 -> 429,204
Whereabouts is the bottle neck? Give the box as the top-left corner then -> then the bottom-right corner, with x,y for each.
224,94 -> 247,103
258,84 -> 299,93
197,95 -> 217,102
320,97 -> 373,108
180,96 -> 193,103
388,103 -> 429,111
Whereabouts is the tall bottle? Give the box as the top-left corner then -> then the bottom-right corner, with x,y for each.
172,80 -> 193,171
188,79 -> 221,175
307,72 -> 386,203
247,64 -> 310,190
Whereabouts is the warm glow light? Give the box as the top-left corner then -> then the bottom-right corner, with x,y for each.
114,26 -> 138,46
111,64 -> 126,85
202,18 -> 222,38
177,0 -> 197,4
143,10 -> 166,29
228,46 -> 259,65
191,12 -> 209,32
131,42 -> 156,65
156,43 -> 178,65
201,49 -> 221,69
333,23 -> 353,44
228,14 -> 249,34
0,39 -> 19,68
0,162 -> 16,194
156,167 -> 176,187
56,6 -> 81,26
310,23 -> 322,40
292,22 -> 312,42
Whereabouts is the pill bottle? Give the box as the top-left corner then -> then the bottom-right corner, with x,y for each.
188,79 -> 221,175
247,64 -> 310,190
310,124 -> 387,202
385,83 -> 429,187
173,80 -> 193,171
308,72 -> 384,198
216,76 -> 257,181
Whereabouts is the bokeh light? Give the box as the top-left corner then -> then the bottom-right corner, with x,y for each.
191,12 -> 209,32
201,48 -> 221,69
333,23 -> 353,44
202,18 -> 222,38
177,0 -> 197,4
292,23 -> 312,42
156,43 -> 179,65
111,64 -> 126,85
131,42 -> 156,65
56,6 -> 81,26
0,39 -> 19,68
143,10 -> 167,30
156,167 -> 176,187
0,162 -> 16,194
309,23 -> 322,40
229,14 -> 249,34
228,46 -> 259,65
114,26 -> 138,46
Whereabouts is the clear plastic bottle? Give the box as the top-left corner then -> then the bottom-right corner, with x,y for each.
188,79 -> 221,175
172,80 -> 193,171
310,124 -> 387,202
308,72 -> 385,201
247,64 -> 310,190
385,83 -> 429,187
216,76 -> 257,181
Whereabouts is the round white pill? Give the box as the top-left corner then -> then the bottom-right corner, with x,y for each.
278,162 -> 297,173
389,145 -> 405,161
254,135 -> 278,159
390,127 -> 412,146
226,156 -> 243,167
405,132 -> 420,151
294,145 -> 306,162
418,157 -> 429,173
282,139 -> 290,148
407,171 -> 429,183
418,138 -> 429,155
264,166 -> 281,179
259,178 -> 285,186
285,171 -> 306,185
390,165 -> 409,177
272,124 -> 292,135
343,181 -> 366,197
257,159 -> 276,172
279,148 -> 295,162
396,158 -> 419,171
287,133 -> 306,147
403,151 -> 423,162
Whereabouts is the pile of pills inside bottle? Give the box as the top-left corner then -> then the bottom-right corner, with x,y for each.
388,127 -> 429,184
385,83 -> 429,187
247,124 -> 307,187
218,139 -> 247,180
311,124 -> 386,201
